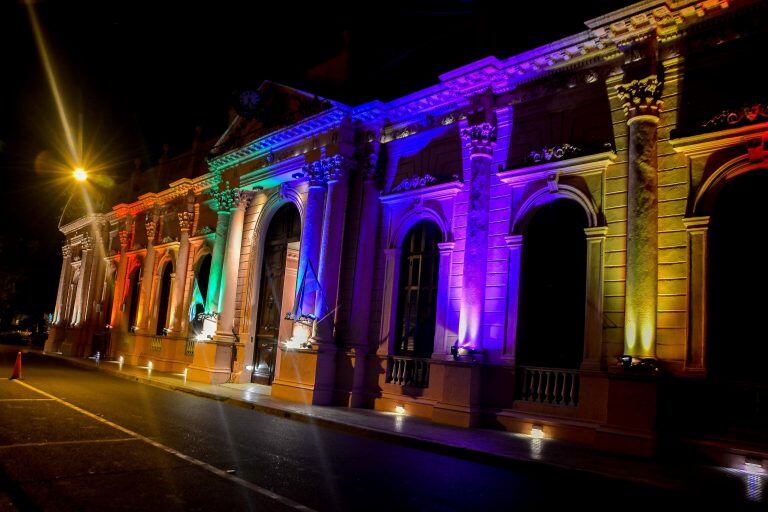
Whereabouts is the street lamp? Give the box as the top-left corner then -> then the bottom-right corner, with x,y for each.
58,167 -> 88,229
73,167 -> 87,182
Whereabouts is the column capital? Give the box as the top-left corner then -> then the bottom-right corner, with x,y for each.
504,234 -> 523,248
584,226 -> 609,238
118,230 -> 130,249
144,214 -> 157,243
233,189 -> 255,211
62,244 -> 72,259
302,155 -> 345,187
682,215 -> 710,232
437,241 -> 455,254
461,122 -> 497,158
616,75 -> 664,120
210,183 -> 238,213
81,234 -> 93,252
177,211 -> 195,233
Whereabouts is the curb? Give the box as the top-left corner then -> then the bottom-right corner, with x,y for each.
37,351 -> 687,493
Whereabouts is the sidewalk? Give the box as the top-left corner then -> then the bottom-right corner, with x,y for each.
39,351 -> 764,505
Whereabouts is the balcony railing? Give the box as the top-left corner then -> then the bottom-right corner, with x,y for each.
518,366 -> 580,406
150,336 -> 163,352
386,356 -> 430,388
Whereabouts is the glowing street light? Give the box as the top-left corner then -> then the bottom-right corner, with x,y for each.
73,167 -> 87,182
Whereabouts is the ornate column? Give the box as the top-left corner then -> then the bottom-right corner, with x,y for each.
215,189 -> 254,340
137,212 -> 158,330
110,226 -> 131,329
205,186 -> 234,315
582,226 -> 609,371
348,136 -> 381,408
295,160 -> 327,316
75,234 -> 94,326
683,216 -> 709,373
502,235 -> 523,364
433,242 -> 455,358
53,245 -> 72,325
313,155 -> 347,342
170,208 -> 195,334
458,109 -> 496,351
616,75 -> 663,358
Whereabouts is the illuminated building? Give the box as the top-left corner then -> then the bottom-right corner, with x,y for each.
47,0 -> 768,459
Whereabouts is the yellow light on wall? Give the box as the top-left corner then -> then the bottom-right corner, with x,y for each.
73,167 -> 87,182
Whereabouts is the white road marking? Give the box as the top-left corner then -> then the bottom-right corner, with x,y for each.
13,379 -> 316,512
0,398 -> 55,401
0,438 -> 138,449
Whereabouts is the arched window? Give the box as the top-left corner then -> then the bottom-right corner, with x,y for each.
155,263 -> 173,336
395,221 -> 442,357
126,266 -> 142,330
517,199 -> 587,369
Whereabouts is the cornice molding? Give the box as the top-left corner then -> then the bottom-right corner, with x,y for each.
498,151 -> 617,186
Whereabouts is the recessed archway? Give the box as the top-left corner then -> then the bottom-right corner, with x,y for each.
516,198 -> 588,369
251,202 -> 301,384
705,168 -> 768,434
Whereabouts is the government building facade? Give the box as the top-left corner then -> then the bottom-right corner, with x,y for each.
46,0 -> 767,460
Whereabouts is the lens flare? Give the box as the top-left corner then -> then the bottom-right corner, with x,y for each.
73,167 -> 87,182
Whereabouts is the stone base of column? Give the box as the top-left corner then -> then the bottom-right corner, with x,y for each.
44,325 -> 66,353
271,341 -> 338,405
187,340 -> 235,384
430,360 -> 482,428
348,345 -> 368,408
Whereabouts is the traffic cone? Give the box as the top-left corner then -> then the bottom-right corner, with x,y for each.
10,351 -> 21,380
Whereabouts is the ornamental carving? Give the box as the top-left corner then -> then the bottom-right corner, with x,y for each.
616,76 -> 664,118
194,226 -> 213,236
118,230 -> 130,249
392,173 -> 437,193
234,189 -> 256,211
461,122 -> 497,157
302,160 -> 327,187
526,144 -> 581,164
62,245 -> 72,258
322,154 -> 344,182
703,103 -> 768,129
145,214 -> 157,243
178,211 -> 194,232
210,183 -> 237,212
302,155 -> 345,186
81,235 -> 93,252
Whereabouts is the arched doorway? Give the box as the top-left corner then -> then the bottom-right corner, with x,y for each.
155,263 -> 173,336
252,203 -> 301,384
706,169 -> 768,437
517,199 -> 588,369
395,220 -> 442,357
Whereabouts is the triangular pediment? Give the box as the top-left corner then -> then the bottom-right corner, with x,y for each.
212,81 -> 340,157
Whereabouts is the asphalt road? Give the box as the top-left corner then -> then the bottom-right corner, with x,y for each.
0,346 -> 745,511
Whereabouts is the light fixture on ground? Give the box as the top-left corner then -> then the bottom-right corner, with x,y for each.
73,167 -> 87,182
394,405 -> 406,415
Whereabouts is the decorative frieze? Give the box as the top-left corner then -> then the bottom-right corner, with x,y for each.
616,76 -> 664,119
461,122 -> 497,157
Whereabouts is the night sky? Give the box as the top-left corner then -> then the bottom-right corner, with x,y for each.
0,0 -> 631,324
